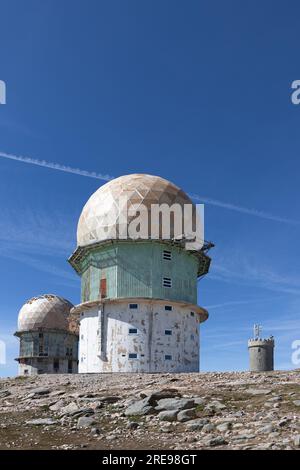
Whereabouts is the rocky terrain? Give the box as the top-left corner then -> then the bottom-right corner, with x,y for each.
0,370 -> 300,450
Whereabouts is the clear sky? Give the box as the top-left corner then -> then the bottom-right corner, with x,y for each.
0,0 -> 300,377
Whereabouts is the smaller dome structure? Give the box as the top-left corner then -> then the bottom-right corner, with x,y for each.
17,294 -> 74,333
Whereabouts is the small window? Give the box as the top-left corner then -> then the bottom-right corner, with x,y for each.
39,333 -> 43,339
129,328 -> 138,334
190,311 -> 195,317
191,334 -> 194,341
165,305 -> 173,311
129,353 -> 137,359
165,354 -> 172,360
163,250 -> 172,261
129,303 -> 138,309
165,330 -> 172,336
163,277 -> 172,288
81,334 -> 84,340
122,354 -> 126,357
81,357 -> 84,362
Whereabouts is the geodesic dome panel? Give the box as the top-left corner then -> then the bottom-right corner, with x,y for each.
77,174 -> 195,247
17,294 -> 74,333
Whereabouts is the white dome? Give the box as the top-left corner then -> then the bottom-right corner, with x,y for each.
17,294 -> 74,333
77,173 -> 194,247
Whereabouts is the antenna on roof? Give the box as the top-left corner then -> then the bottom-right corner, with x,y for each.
253,323 -> 262,339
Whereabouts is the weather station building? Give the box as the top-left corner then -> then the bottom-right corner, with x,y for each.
69,174 -> 213,373
15,294 -> 79,375
248,324 -> 275,372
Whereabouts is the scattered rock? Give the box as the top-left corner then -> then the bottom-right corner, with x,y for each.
26,418 -> 56,426
155,398 -> 195,412
158,410 -> 178,421
140,389 -> 181,400
29,387 -> 50,396
185,418 -> 209,431
202,423 -> 216,433
247,388 -> 272,396
208,436 -> 228,447
77,416 -> 96,428
177,408 -> 196,422
59,402 -> 79,416
258,424 -> 276,434
125,397 -> 155,416
216,422 -> 232,432
127,421 -> 139,430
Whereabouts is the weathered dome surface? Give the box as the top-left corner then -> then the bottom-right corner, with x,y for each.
17,295 -> 75,333
77,173 -> 195,247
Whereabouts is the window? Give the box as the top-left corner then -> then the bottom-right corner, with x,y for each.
190,334 -> 194,341
100,278 -> 107,298
129,303 -> 138,309
129,328 -> 138,334
163,277 -> 172,288
129,353 -> 137,359
81,334 -> 84,340
165,354 -> 172,360
53,360 -> 59,372
163,250 -> 172,261
165,305 -> 173,311
165,330 -> 172,336
39,333 -> 43,339
68,360 -> 73,373
190,311 -> 195,317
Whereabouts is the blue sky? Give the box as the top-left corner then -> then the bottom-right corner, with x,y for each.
0,0 -> 300,376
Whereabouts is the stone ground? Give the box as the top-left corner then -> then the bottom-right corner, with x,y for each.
0,370 -> 300,450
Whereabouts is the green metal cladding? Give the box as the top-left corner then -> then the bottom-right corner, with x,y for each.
79,241 -> 198,304
19,331 -> 78,360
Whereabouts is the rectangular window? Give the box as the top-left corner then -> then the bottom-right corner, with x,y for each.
190,311 -> 195,317
129,303 -> 138,309
53,360 -> 59,372
129,328 -> 138,334
129,353 -> 137,359
165,354 -> 172,360
100,278 -> 107,298
165,330 -> 172,336
165,305 -> 173,311
163,250 -> 172,261
163,277 -> 172,288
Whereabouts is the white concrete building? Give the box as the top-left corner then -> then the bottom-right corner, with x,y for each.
15,294 -> 79,375
69,174 -> 213,373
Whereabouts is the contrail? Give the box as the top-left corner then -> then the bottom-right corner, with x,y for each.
1,150 -> 299,225
0,151 -> 113,182
190,194 -> 300,226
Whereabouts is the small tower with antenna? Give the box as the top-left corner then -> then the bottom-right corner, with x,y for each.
248,324 -> 274,372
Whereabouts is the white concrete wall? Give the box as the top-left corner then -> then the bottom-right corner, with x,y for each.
78,300 -> 200,373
